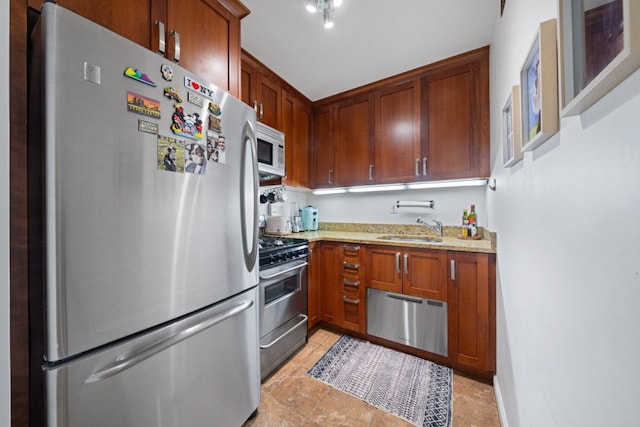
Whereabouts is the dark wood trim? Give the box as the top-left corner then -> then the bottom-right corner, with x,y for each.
10,0 -> 31,425
313,46 -> 490,107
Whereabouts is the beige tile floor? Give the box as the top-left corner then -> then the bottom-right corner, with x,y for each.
244,327 -> 501,427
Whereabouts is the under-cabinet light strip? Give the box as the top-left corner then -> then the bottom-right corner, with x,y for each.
311,179 -> 489,195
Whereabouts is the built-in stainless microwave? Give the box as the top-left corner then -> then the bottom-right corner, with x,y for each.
256,121 -> 285,178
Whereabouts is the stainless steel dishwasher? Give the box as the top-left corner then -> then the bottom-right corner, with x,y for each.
366,288 -> 448,357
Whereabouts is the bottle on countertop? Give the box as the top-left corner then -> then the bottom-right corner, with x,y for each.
468,204 -> 478,237
461,209 -> 469,237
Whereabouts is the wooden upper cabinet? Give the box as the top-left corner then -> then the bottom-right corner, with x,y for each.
39,0 -> 248,97
310,105 -> 335,187
282,90 -> 311,187
374,79 -> 422,183
422,50 -> 490,180
256,75 -> 281,129
240,54 -> 282,129
335,94 -> 374,186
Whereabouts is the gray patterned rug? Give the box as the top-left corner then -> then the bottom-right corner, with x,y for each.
307,335 -> 452,427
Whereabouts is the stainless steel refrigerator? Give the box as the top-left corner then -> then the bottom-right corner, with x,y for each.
30,4 -> 260,426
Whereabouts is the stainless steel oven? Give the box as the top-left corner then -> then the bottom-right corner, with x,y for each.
258,236 -> 309,380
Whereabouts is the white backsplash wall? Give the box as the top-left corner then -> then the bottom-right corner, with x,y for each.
308,186 -> 487,227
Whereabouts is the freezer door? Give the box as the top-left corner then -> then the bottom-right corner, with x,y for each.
34,4 -> 259,361
45,287 -> 260,427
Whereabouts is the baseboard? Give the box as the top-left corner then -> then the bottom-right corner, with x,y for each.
493,374 -> 509,427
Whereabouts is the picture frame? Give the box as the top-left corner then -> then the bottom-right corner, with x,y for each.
520,19 -> 559,152
502,85 -> 523,167
558,0 -> 640,117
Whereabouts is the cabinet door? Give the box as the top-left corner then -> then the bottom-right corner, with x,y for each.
448,252 -> 493,371
422,52 -> 489,180
51,0 -> 156,49
310,106 -> 335,187
167,0 -> 243,96
335,94 -> 374,186
255,75 -> 281,129
240,59 -> 257,108
404,249 -> 447,301
316,243 -> 340,324
307,242 -> 319,329
374,79 -> 422,183
282,91 -> 311,188
367,246 -> 403,293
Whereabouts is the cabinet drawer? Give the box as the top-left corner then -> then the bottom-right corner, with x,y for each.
339,277 -> 361,296
338,293 -> 365,333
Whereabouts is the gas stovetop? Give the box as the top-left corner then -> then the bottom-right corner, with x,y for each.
259,236 -> 309,269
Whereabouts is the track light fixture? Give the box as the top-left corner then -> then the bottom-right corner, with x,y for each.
305,0 -> 343,29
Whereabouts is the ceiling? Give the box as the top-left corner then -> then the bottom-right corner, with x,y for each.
240,0 -> 499,102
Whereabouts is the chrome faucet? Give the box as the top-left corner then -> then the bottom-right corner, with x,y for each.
417,217 -> 443,237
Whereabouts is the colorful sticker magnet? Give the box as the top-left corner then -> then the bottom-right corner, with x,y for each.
124,67 -> 156,86
127,91 -> 161,119
208,114 -> 222,133
170,104 -> 203,140
160,64 -> 174,81
163,87 -> 183,103
208,102 -> 221,116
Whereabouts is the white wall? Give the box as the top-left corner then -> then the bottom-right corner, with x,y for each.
1,0 -> 11,423
489,1 -> 640,426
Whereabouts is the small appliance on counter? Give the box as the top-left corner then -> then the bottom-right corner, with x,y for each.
266,216 -> 292,235
301,206 -> 318,231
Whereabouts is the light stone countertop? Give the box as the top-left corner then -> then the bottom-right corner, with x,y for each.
272,222 -> 496,254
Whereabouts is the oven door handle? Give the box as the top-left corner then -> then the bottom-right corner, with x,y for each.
259,261 -> 308,280
260,314 -> 308,349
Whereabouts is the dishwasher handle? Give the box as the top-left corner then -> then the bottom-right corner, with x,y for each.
385,293 -> 423,304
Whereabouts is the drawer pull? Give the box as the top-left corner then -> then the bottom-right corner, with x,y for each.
343,279 -> 360,288
343,296 -> 360,305
343,262 -> 360,270
344,244 -> 360,252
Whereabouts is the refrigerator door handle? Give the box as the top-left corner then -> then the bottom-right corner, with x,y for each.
84,299 -> 254,384
241,121 -> 259,271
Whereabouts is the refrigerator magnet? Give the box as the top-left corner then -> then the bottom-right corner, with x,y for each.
127,91 -> 161,119
206,135 -> 226,164
123,67 -> 157,87
208,102 -> 221,116
184,76 -> 214,100
170,104 -> 203,140
160,64 -> 174,81
208,114 -> 222,133
187,91 -> 205,107
163,87 -> 183,103
157,135 -> 185,173
138,119 -> 158,135
185,142 -> 207,175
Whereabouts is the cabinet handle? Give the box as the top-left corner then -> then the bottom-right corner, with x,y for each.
328,169 -> 333,184
369,164 -> 374,181
395,252 -> 400,274
422,157 -> 428,176
259,102 -> 264,120
415,158 -> 420,176
155,20 -> 165,55
343,279 -> 360,288
343,262 -> 359,270
252,100 -> 258,113
404,254 -> 409,275
343,296 -> 360,305
343,244 -> 360,252
450,260 -> 456,280
170,30 -> 180,63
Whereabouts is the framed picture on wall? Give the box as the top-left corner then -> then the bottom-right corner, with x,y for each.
558,0 -> 640,116
520,19 -> 559,152
502,85 -> 523,167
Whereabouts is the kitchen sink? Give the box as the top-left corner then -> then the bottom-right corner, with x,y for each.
377,235 -> 443,243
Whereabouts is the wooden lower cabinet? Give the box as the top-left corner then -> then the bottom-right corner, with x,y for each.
310,241 -> 495,378
307,242 -> 320,329
312,242 -> 366,333
367,245 -> 447,301
447,251 -> 496,374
